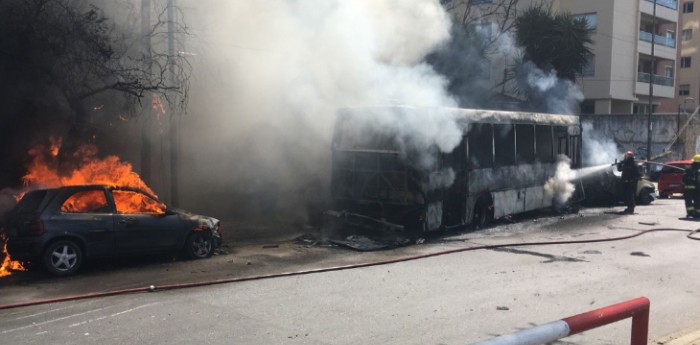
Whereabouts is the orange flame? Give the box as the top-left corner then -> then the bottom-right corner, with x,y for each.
49,136 -> 62,157
0,235 -> 25,277
22,143 -> 164,215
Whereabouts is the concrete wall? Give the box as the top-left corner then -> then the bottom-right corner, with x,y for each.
580,113 -> 685,162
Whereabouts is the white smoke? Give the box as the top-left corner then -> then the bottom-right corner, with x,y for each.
427,168 -> 455,191
521,61 -> 584,115
582,122 -> 620,166
544,155 -> 576,207
177,0 -> 459,219
0,187 -> 22,220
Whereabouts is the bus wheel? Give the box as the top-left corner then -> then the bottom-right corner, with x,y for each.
472,198 -> 492,229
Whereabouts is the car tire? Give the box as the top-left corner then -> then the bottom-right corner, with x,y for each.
184,232 -> 214,259
43,240 -> 83,276
637,188 -> 655,205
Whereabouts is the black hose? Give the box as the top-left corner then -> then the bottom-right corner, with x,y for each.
1,227 -> 699,310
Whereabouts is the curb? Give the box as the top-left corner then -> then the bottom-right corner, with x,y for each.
664,330 -> 700,345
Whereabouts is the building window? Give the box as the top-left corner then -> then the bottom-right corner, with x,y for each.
681,57 -> 692,68
573,13 -> 597,30
684,1 -> 694,13
580,55 -> 595,76
580,100 -> 595,114
680,84 -> 690,96
683,28 -> 693,41
633,103 -> 658,114
665,65 -> 674,78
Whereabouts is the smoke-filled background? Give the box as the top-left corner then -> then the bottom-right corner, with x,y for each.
0,0 -> 599,236
177,0 -> 462,228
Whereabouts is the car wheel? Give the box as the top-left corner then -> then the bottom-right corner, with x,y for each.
637,188 -> 655,205
43,240 -> 82,276
184,232 -> 214,259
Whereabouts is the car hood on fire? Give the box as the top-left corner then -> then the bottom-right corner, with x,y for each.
168,208 -> 219,226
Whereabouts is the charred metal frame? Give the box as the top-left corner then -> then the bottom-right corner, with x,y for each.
329,106 -> 582,235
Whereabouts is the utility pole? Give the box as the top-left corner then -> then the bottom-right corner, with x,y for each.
140,0 -> 152,185
167,0 -> 179,206
646,0 -> 657,165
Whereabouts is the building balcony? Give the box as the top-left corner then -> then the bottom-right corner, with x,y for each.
642,0 -> 678,10
640,0 -> 680,22
639,31 -> 676,48
637,72 -> 674,86
636,72 -> 675,98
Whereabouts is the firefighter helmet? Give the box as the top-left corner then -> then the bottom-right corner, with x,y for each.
624,151 -> 634,159
693,154 -> 700,163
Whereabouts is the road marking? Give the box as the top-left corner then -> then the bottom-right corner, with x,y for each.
68,302 -> 160,328
1,305 -> 114,334
11,301 -> 94,321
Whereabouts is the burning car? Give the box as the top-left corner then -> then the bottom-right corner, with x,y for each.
1,185 -> 221,276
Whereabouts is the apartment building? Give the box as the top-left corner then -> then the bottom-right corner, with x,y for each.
548,0 -> 678,115
445,0 -> 680,114
676,0 -> 700,113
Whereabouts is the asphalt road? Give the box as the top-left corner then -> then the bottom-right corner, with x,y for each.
1,198 -> 700,344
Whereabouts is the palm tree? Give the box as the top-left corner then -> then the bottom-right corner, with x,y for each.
515,6 -> 593,82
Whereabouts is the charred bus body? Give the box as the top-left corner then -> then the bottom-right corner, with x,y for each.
329,106 -> 581,237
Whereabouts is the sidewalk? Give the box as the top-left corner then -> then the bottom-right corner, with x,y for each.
663,329 -> 700,345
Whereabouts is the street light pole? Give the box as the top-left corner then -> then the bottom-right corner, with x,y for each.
167,0 -> 179,207
646,0 -> 657,166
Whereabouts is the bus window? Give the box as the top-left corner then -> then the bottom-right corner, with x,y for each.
569,135 -> 581,168
535,125 -> 554,163
442,138 -> 466,172
554,126 -> 568,158
494,124 -> 515,166
468,123 -> 493,169
516,124 -> 535,164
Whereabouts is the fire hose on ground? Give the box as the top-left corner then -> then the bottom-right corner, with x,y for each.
0,227 -> 699,311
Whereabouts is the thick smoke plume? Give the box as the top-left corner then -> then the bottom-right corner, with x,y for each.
544,155 -> 576,207
178,0 -> 459,224
582,122 -> 621,166
519,61 -> 584,115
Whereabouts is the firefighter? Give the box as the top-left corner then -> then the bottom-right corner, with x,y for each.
616,151 -> 640,214
682,154 -> 700,218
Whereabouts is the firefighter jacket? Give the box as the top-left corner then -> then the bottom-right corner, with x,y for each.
683,162 -> 700,189
617,158 -> 640,183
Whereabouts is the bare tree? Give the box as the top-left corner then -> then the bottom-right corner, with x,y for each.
0,0 -> 190,186
431,0 -> 552,109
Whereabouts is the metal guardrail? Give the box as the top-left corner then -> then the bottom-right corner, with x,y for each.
471,297 -> 650,345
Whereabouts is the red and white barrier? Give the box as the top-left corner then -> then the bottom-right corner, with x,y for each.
471,297 -> 650,345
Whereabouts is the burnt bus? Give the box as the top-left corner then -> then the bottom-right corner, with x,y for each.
329,106 -> 581,236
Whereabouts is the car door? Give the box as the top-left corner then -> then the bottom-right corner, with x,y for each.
110,189 -> 182,254
53,188 -> 115,256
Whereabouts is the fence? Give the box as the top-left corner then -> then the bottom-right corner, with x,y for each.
471,297 -> 650,345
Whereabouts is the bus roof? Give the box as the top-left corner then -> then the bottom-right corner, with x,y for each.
337,105 -> 580,126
